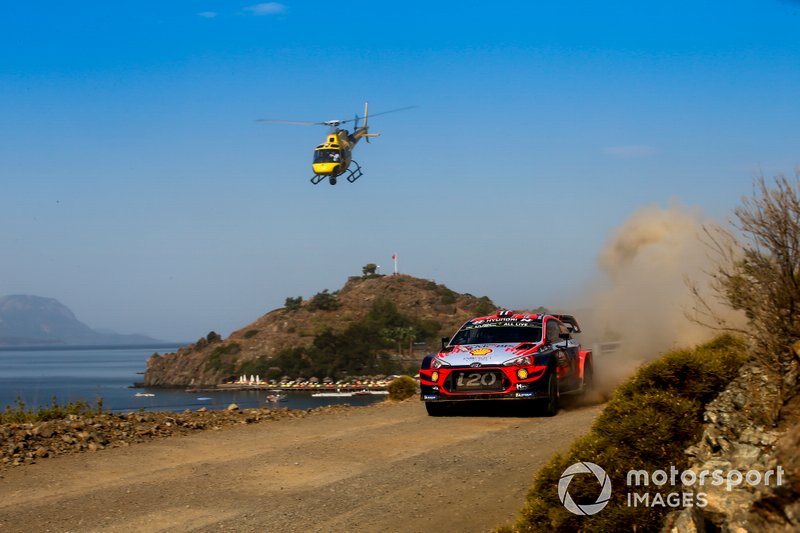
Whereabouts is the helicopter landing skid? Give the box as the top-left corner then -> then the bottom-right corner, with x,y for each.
309,161 -> 364,185
345,160 -> 363,183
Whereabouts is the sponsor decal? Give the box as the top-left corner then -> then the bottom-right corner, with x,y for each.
470,347 -> 493,356
423,395 -> 438,400
515,392 -> 534,397
467,317 -> 539,328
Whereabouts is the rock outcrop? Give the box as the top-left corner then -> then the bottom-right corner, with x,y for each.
665,353 -> 800,532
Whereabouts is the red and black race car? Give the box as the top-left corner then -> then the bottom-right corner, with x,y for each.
419,310 -> 593,416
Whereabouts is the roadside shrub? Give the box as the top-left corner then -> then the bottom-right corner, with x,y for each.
505,334 -> 747,533
388,376 -> 418,401
691,174 -> 800,386
1,396 -> 104,423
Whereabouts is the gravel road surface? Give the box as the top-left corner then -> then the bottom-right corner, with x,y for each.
0,399 -> 602,532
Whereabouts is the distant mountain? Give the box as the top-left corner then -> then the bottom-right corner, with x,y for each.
0,295 -> 164,346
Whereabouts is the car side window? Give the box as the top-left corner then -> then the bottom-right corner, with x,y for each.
546,321 -> 560,344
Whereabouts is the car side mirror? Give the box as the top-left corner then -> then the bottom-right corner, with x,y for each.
440,337 -> 450,350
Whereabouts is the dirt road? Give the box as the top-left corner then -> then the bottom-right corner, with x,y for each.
0,399 -> 602,532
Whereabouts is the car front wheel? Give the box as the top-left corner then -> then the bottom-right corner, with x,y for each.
540,372 -> 559,417
425,402 -> 450,416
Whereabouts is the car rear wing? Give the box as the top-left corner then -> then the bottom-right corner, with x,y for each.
552,314 -> 581,334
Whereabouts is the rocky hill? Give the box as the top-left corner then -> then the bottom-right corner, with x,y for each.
144,274 -> 497,387
0,295 -> 162,346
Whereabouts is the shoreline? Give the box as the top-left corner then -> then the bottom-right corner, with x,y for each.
185,383 -> 390,393
0,401 -> 372,469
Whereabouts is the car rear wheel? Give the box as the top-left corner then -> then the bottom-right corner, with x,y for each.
425,402 -> 450,416
540,372 -> 559,417
581,362 -> 594,396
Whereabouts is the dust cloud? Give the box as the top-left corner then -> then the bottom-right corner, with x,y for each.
572,202 -> 741,392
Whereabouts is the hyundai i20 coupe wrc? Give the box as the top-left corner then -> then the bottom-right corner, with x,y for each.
419,311 -> 593,416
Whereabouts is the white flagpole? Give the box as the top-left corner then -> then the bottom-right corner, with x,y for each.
393,253 -> 398,275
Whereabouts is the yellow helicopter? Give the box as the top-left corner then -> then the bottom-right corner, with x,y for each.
258,102 -> 412,185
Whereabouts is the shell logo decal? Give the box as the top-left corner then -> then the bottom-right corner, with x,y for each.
470,347 -> 493,356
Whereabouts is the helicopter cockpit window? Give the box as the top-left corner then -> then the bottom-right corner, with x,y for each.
314,149 -> 342,163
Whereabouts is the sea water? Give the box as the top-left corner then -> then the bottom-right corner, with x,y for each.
0,346 -> 385,413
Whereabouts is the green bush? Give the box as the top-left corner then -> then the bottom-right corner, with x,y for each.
243,329 -> 259,339
202,297 -> 448,381
1,396 -> 104,423
437,285 -> 457,304
473,296 -> 496,316
506,334 -> 747,533
284,296 -> 302,311
388,376 -> 418,401
207,342 -> 241,372
307,290 -> 340,311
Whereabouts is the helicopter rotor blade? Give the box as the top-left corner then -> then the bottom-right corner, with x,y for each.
256,119 -> 328,126
257,105 -> 415,127
353,105 -> 416,123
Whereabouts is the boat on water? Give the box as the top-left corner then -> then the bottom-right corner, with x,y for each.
265,393 -> 288,403
134,392 -> 155,397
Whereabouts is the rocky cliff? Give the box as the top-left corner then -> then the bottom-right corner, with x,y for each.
665,342 -> 800,532
144,274 -> 497,387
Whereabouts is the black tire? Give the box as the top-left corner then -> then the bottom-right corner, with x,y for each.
540,371 -> 560,417
581,362 -> 594,396
425,402 -> 449,417
329,176 -> 337,185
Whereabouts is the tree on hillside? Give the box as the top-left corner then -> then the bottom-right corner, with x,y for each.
362,263 -> 379,276
306,289 -> 340,311
284,296 -> 302,311
691,174 -> 800,390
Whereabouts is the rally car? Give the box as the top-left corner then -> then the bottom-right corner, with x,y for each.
419,310 -> 593,416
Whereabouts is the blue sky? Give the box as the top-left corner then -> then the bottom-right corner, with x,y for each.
2,1 -> 799,341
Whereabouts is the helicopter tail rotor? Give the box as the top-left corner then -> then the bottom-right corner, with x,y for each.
363,102 -> 370,142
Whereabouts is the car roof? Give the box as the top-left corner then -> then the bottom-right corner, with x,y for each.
462,311 -> 581,333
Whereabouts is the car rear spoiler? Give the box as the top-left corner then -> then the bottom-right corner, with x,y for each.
553,314 -> 581,334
